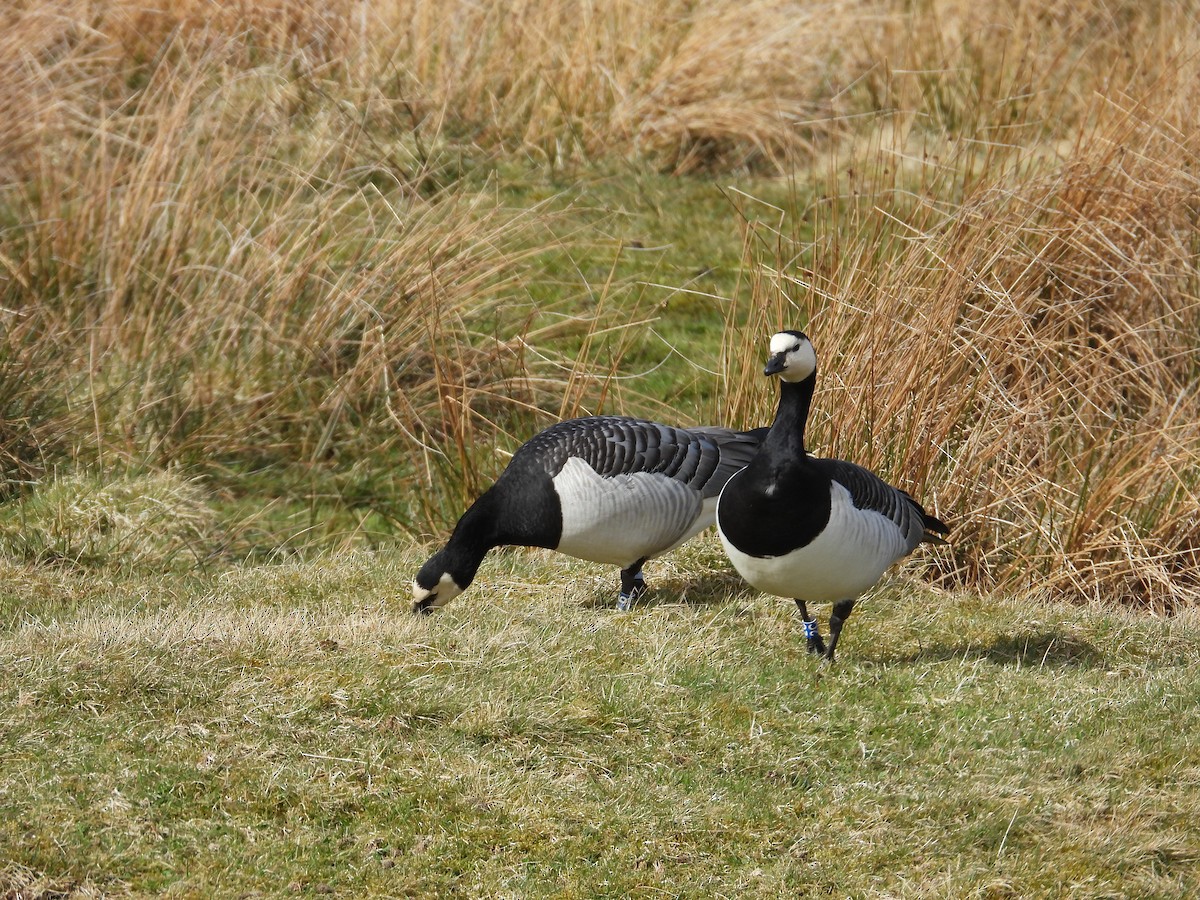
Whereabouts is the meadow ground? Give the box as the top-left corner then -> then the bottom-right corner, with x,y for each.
4,0 -> 1200,895
5,542 -> 1200,898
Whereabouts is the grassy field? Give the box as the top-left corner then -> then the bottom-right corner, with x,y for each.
4,0 -> 1200,895
5,544 -> 1200,898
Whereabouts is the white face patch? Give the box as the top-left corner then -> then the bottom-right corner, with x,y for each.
411,572 -> 464,609
768,331 -> 817,383
769,331 -> 800,354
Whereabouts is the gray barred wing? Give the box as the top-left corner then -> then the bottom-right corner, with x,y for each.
511,416 -> 761,498
814,458 -> 933,550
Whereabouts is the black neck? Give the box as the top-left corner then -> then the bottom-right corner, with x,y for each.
763,372 -> 816,459
439,494 -> 501,586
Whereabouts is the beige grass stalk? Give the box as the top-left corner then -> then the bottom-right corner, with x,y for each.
59,0 -> 877,171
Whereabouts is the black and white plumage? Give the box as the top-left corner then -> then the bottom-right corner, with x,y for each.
716,330 -> 949,662
412,415 -> 766,613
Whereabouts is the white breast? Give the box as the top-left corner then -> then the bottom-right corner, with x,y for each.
552,457 -> 707,567
719,481 -> 911,603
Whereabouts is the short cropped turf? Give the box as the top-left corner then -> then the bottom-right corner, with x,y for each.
4,540 -> 1200,898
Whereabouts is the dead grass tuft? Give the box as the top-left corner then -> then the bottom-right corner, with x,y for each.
608,1 -> 872,172
0,864 -> 104,899
0,6 -> 651,535
0,471 -> 218,571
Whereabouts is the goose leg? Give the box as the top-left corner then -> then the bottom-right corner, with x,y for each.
824,599 -> 857,662
617,559 -> 648,611
794,599 -> 826,655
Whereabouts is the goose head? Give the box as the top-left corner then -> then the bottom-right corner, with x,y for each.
763,330 -> 816,383
411,550 -> 470,614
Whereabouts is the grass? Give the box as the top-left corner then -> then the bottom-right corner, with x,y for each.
6,0 -> 1200,603
5,0 -> 1200,893
3,542 -> 1200,897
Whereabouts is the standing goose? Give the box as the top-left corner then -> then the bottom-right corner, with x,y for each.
413,415 -> 766,613
716,330 -> 949,662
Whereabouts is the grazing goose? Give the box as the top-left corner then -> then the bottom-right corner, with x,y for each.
716,330 -> 949,662
413,415 -> 766,613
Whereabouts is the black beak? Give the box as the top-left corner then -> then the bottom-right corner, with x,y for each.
412,596 -> 437,615
763,354 -> 787,376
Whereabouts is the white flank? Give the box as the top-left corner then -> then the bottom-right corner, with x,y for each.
719,481 -> 911,603
552,457 -> 706,567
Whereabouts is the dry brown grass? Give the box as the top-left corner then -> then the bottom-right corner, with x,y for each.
0,0 -> 875,175
0,3 -> 657,535
0,864 -> 103,900
5,0 -> 1192,178
719,26 -> 1200,610
4,0 -> 1200,609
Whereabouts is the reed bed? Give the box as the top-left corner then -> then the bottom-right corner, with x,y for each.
3,0 -> 1200,609
719,42 -> 1200,610
0,4 -> 651,538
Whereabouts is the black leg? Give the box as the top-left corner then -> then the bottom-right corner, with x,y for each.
824,599 -> 857,662
617,558 -> 648,611
794,599 -> 826,655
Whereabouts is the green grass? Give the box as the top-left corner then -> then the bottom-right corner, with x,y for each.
190,164 -> 805,549
495,164 -> 807,412
4,539 -> 1200,898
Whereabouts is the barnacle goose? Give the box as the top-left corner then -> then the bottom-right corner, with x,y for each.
413,415 -> 766,613
716,330 -> 949,662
